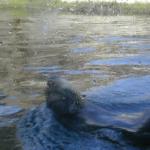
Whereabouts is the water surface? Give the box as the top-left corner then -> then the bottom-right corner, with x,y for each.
0,8 -> 150,150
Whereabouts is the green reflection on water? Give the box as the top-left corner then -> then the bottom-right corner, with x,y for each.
0,7 -> 150,149
11,8 -> 29,17
0,126 -> 22,150
0,9 -> 150,109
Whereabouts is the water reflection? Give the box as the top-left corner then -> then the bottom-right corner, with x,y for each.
0,9 -> 149,109
0,8 -> 150,150
85,75 -> 150,104
87,55 -> 150,66
71,47 -> 96,53
0,126 -> 21,150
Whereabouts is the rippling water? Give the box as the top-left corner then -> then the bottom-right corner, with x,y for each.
0,8 -> 150,150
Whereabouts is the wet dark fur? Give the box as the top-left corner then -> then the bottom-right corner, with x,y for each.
46,76 -> 84,117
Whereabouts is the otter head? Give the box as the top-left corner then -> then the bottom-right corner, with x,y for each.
46,76 -> 84,117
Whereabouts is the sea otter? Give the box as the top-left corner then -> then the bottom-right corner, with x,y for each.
46,76 -> 150,145
46,76 -> 84,117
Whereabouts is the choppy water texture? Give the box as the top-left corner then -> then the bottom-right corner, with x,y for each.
17,104 -> 141,150
0,8 -> 150,150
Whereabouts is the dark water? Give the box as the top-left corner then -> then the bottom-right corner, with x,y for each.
17,104 -> 141,150
0,8 -> 150,150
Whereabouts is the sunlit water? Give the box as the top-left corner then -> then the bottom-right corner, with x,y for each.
0,8 -> 150,150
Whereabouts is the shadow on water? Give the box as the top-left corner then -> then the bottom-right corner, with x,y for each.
0,7 -> 150,150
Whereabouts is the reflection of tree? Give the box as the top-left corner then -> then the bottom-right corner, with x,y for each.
0,14 -> 35,98
11,18 -> 31,64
